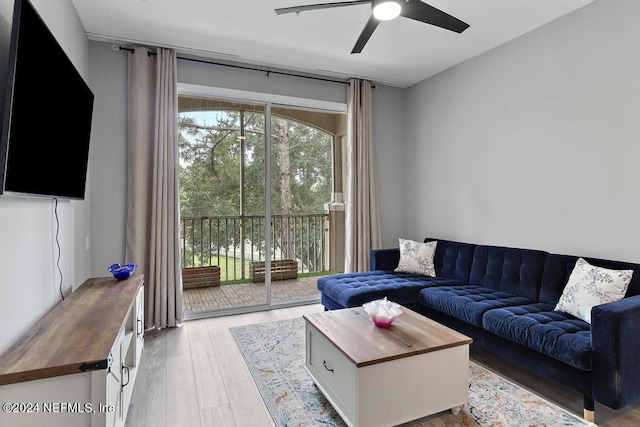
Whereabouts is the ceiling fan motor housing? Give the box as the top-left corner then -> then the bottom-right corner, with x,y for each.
372,0 -> 403,21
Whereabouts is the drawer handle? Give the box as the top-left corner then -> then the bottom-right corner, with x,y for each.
323,360 -> 334,373
122,365 -> 130,389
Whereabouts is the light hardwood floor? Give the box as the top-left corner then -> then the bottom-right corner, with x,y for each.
125,303 -> 640,427
125,303 -> 324,427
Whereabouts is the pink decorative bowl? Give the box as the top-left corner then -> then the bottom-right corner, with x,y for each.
371,318 -> 397,328
362,298 -> 402,328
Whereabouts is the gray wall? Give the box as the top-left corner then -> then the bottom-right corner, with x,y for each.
405,0 -> 640,262
177,57 -> 347,105
87,42 -> 128,276
372,85 -> 407,247
0,0 -> 90,354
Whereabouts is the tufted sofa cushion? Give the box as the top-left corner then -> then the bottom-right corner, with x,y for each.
482,303 -> 592,371
425,238 -> 476,281
482,303 -> 592,370
469,245 -> 548,300
318,271 -> 463,308
418,285 -> 534,327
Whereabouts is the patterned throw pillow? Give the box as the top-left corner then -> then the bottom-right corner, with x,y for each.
554,258 -> 633,323
394,239 -> 437,277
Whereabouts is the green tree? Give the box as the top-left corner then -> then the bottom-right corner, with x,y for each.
178,108 -> 332,272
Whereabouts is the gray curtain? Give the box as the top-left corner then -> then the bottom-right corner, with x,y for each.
125,47 -> 182,329
344,78 -> 381,272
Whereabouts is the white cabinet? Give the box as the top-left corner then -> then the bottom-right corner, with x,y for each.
0,276 -> 144,427
120,286 -> 144,423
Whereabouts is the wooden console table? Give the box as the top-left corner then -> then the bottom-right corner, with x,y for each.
0,275 -> 144,427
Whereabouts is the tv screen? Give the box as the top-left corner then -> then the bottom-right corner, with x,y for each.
0,0 -> 94,200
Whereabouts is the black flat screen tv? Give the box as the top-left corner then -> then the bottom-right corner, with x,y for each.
0,0 -> 94,200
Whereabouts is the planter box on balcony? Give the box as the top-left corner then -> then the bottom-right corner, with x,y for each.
249,260 -> 298,283
182,266 -> 221,289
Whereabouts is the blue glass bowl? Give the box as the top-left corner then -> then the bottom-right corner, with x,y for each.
108,263 -> 137,280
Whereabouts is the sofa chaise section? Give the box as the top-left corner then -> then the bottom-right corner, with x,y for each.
317,239 -> 476,310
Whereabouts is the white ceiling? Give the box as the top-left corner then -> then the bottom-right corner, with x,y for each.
70,0 -> 594,87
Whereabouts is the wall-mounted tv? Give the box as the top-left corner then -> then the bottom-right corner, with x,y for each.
0,0 -> 94,200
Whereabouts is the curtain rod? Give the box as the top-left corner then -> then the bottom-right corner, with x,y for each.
118,46 -> 350,86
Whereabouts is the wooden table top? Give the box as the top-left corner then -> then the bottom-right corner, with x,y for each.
0,275 -> 143,385
304,306 -> 472,367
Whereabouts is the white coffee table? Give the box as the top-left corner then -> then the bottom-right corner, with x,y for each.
304,306 -> 472,427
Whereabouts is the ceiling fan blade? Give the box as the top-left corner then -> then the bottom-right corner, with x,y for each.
351,16 -> 380,54
275,0 -> 371,15
400,0 -> 469,33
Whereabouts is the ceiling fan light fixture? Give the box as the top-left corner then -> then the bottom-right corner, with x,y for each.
372,0 -> 402,21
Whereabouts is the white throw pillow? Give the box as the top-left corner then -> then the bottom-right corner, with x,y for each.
554,258 -> 633,323
394,239 -> 437,277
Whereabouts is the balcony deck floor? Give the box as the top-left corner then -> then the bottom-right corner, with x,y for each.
183,275 -> 322,314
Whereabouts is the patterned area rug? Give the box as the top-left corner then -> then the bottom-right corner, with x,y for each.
230,317 -> 595,427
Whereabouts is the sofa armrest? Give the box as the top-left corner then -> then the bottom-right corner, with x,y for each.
369,248 -> 400,271
591,295 -> 640,409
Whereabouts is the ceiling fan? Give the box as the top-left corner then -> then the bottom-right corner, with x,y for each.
275,0 -> 470,54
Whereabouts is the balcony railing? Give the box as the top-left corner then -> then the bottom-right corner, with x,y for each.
180,213 -> 329,282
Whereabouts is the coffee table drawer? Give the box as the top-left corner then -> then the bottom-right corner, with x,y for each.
306,324 -> 356,415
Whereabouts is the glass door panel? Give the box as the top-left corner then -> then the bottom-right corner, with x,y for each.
268,106 -> 336,305
178,96 -> 269,316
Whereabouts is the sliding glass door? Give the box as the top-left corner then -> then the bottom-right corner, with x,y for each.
178,93 -> 342,319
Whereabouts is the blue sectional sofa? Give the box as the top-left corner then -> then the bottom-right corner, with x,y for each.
317,238 -> 640,420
